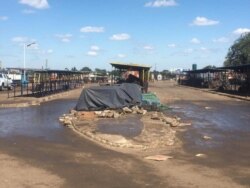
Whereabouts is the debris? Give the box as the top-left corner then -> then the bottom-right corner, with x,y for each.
70,109 -> 77,115
131,106 -> 138,113
113,112 -> 120,119
58,118 -> 65,123
203,135 -> 212,140
94,111 -> 102,115
123,107 -> 133,113
106,111 -> 114,118
99,112 -> 107,118
63,119 -> 72,126
142,110 -> 147,115
195,153 -> 207,157
138,109 -> 147,115
145,155 -> 173,161
205,106 -> 212,110
174,116 -> 181,121
151,113 -> 161,120
179,122 -> 192,126
162,117 -> 179,127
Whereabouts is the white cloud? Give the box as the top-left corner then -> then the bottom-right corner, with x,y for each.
90,45 -> 100,51
200,47 -> 208,51
0,16 -> 8,21
55,34 -> 73,42
190,38 -> 201,44
200,47 -> 211,53
145,0 -> 177,7
80,26 -> 104,33
192,16 -> 219,26
86,46 -> 100,56
87,51 -> 98,56
47,49 -> 53,54
117,54 -> 126,58
12,36 -> 27,43
184,48 -> 193,54
233,28 -> 250,35
213,37 -> 229,43
39,49 -> 53,55
19,0 -> 49,9
168,43 -> 176,48
61,38 -> 71,42
11,36 -> 39,52
110,33 -> 130,41
22,9 -> 36,14
143,45 -> 154,50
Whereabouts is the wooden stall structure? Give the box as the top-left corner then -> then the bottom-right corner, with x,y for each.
110,62 -> 151,92
181,64 -> 250,96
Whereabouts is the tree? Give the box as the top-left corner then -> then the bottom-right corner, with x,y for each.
110,70 -> 120,77
95,68 -> 107,76
224,33 -> 250,66
203,65 -> 216,69
71,67 -> 77,71
81,66 -> 92,72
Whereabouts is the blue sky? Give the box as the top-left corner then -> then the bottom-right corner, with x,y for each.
0,0 -> 250,71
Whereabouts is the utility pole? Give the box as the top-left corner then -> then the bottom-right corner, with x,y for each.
23,42 -> 36,83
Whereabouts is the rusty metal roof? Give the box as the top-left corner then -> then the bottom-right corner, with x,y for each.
110,62 -> 151,70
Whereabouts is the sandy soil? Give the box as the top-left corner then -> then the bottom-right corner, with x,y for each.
0,153 -> 64,188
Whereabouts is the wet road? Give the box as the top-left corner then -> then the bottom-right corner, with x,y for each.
0,99 -> 166,188
170,99 -> 250,185
151,81 -> 250,187
1,82 -> 250,187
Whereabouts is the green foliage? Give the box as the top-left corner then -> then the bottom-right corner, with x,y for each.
203,65 -> 216,69
161,70 -> 175,79
95,68 -> 107,76
81,66 -> 92,72
71,67 -> 77,71
110,70 -> 120,77
224,33 -> 250,66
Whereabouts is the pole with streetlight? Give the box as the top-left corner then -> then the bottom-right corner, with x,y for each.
23,42 -> 36,83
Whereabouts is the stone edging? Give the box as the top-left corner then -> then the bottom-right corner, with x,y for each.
68,120 -> 145,149
60,111 -> 179,150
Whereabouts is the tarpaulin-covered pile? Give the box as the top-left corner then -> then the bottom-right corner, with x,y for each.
75,83 -> 142,111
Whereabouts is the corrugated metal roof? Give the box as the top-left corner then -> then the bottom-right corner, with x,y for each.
110,62 -> 151,70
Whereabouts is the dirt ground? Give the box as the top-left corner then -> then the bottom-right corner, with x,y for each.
0,80 -> 249,188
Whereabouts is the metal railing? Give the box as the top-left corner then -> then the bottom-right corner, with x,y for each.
7,79 -> 84,98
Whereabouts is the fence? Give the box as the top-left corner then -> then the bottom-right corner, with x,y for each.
7,70 -> 84,98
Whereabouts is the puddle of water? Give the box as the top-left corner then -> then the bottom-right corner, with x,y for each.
96,115 -> 143,138
167,101 -> 250,150
0,99 -> 77,141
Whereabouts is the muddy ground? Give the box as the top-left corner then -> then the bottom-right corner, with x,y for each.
0,80 -> 249,188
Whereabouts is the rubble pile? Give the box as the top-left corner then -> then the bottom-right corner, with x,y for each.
59,106 -> 148,127
150,112 -> 191,128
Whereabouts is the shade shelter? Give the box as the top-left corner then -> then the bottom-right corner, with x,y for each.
110,62 -> 151,92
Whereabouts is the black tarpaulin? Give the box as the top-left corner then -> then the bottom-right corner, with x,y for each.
75,83 -> 142,111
